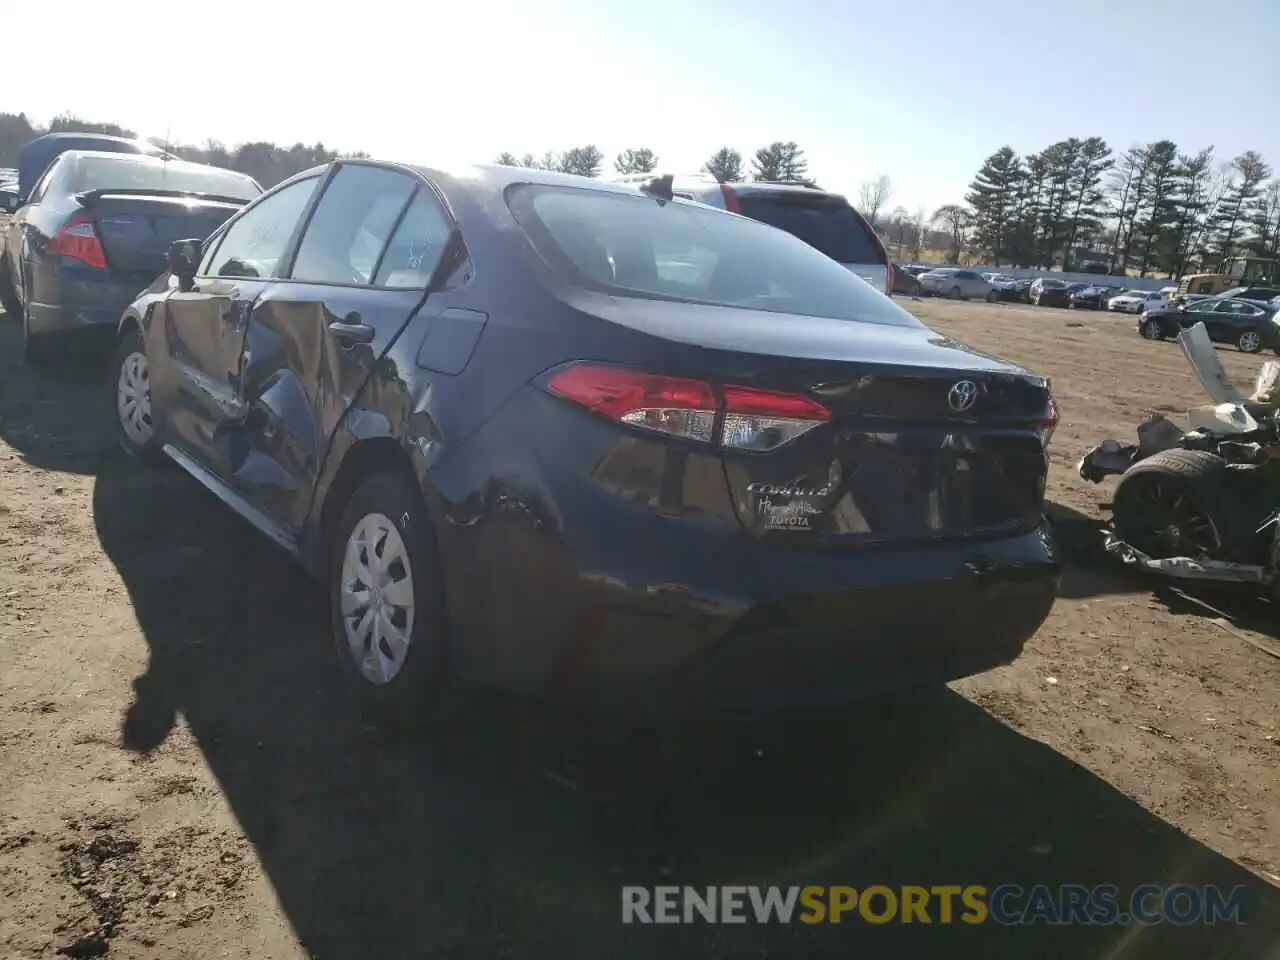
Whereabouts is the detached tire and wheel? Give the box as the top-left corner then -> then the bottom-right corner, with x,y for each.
1111,449 -> 1257,562
328,471 -> 453,730
1237,329 -> 1263,353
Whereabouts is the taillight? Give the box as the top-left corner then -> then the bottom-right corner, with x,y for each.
542,363 -> 831,452
1037,394 -> 1059,449
719,184 -> 741,213
50,214 -> 107,269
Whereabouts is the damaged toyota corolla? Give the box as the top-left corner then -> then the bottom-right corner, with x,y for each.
113,160 -> 1062,727
1079,320 -> 1280,592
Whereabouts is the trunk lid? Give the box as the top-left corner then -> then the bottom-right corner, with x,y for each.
632,309 -> 1056,549
721,359 -> 1052,548
78,191 -> 245,275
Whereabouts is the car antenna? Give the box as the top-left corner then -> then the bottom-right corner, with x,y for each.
639,173 -> 674,204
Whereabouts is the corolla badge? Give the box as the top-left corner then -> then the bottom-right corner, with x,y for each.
947,379 -> 980,413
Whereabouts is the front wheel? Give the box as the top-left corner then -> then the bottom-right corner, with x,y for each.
1139,318 -> 1163,340
1238,330 -> 1263,353
328,471 -> 452,730
986,289 -> 999,303
949,286 -> 962,300
113,327 -> 161,458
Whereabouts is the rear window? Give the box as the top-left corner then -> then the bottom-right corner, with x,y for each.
735,194 -> 884,265
507,185 -> 918,328
70,156 -> 260,201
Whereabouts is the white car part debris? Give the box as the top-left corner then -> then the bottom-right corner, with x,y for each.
1102,531 -> 1268,583
1186,403 -> 1260,434
1177,321 -> 1246,404
1253,360 -> 1280,403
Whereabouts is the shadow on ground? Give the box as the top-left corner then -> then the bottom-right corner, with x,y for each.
0,315 -> 113,474
1045,500 -> 1148,602
6,316 -> 1278,956
88,457 -> 1280,958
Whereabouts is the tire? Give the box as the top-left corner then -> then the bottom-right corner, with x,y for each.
112,327 -> 162,459
949,285 -> 962,300
1112,449 -> 1259,562
1237,329 -> 1263,353
328,471 -> 452,730
0,254 -> 20,320
1139,318 -> 1163,340
986,289 -> 999,303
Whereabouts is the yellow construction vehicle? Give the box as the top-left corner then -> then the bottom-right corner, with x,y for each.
1177,256 -> 1280,296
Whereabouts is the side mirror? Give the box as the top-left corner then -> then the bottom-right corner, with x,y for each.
167,239 -> 201,290
0,190 -> 21,214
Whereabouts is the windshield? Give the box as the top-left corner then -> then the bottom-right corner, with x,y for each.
70,156 -> 261,201
507,185 -> 918,327
734,194 -> 884,265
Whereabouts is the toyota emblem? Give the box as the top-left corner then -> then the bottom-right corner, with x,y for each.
947,380 -> 979,413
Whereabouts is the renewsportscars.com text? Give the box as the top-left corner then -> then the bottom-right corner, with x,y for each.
621,884 -> 1248,926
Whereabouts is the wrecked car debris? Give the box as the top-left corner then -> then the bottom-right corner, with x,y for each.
1077,320 -> 1280,590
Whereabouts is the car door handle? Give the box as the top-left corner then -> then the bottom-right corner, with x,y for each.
329,320 -> 375,346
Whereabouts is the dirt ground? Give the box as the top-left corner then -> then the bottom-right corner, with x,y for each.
2,300 -> 1279,959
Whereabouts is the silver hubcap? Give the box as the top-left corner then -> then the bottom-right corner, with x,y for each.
1142,322 -> 1157,339
340,513 -> 415,685
1241,332 -> 1260,351
117,351 -> 153,445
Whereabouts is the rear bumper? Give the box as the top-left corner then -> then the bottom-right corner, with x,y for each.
575,525 -> 1060,721
27,262 -> 147,337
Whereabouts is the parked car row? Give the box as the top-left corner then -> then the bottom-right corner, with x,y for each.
0,145 -> 1063,728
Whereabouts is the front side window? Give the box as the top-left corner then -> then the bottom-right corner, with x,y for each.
291,165 -> 417,285
507,185 -> 919,328
205,175 -> 320,279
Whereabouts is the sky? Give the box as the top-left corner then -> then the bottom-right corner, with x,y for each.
8,0 -> 1280,214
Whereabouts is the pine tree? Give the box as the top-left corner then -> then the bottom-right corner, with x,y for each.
965,147 -> 1025,266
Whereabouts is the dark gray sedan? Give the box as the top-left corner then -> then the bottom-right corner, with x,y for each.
1138,296 -> 1280,353
0,150 -> 259,362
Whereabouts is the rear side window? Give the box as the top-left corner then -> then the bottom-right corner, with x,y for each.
373,191 -> 455,288
734,194 -> 884,265
507,184 -> 918,328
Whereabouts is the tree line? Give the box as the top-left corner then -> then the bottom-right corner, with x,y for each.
1,110 -> 955,259
949,138 -> 1280,278
493,140 -> 817,186
0,112 -> 367,190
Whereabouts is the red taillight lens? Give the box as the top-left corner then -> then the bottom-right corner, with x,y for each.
720,184 -> 741,213
50,214 -> 107,269
1037,395 -> 1059,449
543,364 -> 830,451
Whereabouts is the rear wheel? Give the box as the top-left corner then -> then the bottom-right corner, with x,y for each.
1238,329 -> 1263,353
328,471 -> 453,730
1112,449 -> 1258,562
